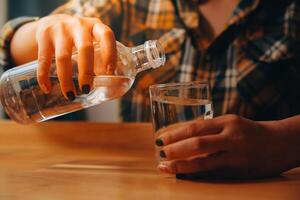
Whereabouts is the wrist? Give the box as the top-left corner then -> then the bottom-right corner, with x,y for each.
278,118 -> 300,168
260,119 -> 300,169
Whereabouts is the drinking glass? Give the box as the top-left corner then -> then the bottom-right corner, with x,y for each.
149,81 -> 213,164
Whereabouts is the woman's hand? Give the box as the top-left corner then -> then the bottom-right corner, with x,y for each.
155,114 -> 299,179
35,14 -> 117,100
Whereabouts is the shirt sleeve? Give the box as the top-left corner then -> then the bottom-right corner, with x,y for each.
0,0 -> 122,71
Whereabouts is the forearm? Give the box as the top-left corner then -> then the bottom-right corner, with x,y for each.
268,115 -> 300,169
279,115 -> 300,135
10,21 -> 38,65
279,115 -> 300,164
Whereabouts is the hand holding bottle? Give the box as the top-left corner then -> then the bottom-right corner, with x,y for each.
1,35 -> 165,124
12,14 -> 117,100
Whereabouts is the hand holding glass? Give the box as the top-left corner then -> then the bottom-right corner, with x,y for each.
150,82 -> 213,166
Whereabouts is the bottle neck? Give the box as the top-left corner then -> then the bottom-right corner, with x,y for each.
131,40 -> 166,74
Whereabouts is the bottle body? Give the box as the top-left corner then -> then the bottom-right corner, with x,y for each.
0,40 -> 165,124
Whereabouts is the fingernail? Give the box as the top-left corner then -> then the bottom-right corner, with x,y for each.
176,174 -> 188,179
155,138 -> 164,146
160,150 -> 166,158
82,84 -> 90,94
158,163 -> 170,173
66,91 -> 75,101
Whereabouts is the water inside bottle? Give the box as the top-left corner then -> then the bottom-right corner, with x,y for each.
1,75 -> 134,124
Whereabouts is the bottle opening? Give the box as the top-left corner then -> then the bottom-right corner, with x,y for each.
145,40 -> 166,69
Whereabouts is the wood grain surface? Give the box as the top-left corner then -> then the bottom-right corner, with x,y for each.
0,120 -> 300,200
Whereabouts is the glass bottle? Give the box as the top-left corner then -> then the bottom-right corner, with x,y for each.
0,40 -> 165,124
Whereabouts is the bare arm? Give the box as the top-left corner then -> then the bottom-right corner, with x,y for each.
276,115 -> 300,167
10,21 -> 38,65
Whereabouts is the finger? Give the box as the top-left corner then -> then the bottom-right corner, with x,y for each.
92,23 -> 117,75
161,135 -> 229,160
158,152 -> 226,174
85,18 -> 103,75
73,27 -> 94,94
55,36 -> 75,100
156,118 -> 223,146
37,32 -> 54,94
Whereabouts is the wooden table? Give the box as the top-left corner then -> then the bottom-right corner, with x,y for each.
0,120 -> 300,200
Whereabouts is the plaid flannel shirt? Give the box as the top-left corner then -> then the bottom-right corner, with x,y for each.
1,0 -> 300,122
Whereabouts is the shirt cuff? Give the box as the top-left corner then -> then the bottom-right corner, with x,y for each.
0,17 -> 39,70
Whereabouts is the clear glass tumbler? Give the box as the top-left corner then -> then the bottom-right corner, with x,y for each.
149,81 -> 213,164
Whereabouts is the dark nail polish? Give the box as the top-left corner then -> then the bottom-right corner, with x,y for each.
66,91 -> 75,101
155,138 -> 164,146
19,80 -> 30,90
82,84 -> 90,94
160,150 -> 166,158
176,174 -> 188,179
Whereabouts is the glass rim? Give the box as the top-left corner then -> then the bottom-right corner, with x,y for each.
149,81 -> 209,90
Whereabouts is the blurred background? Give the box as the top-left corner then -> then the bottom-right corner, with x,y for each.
0,0 -> 120,122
